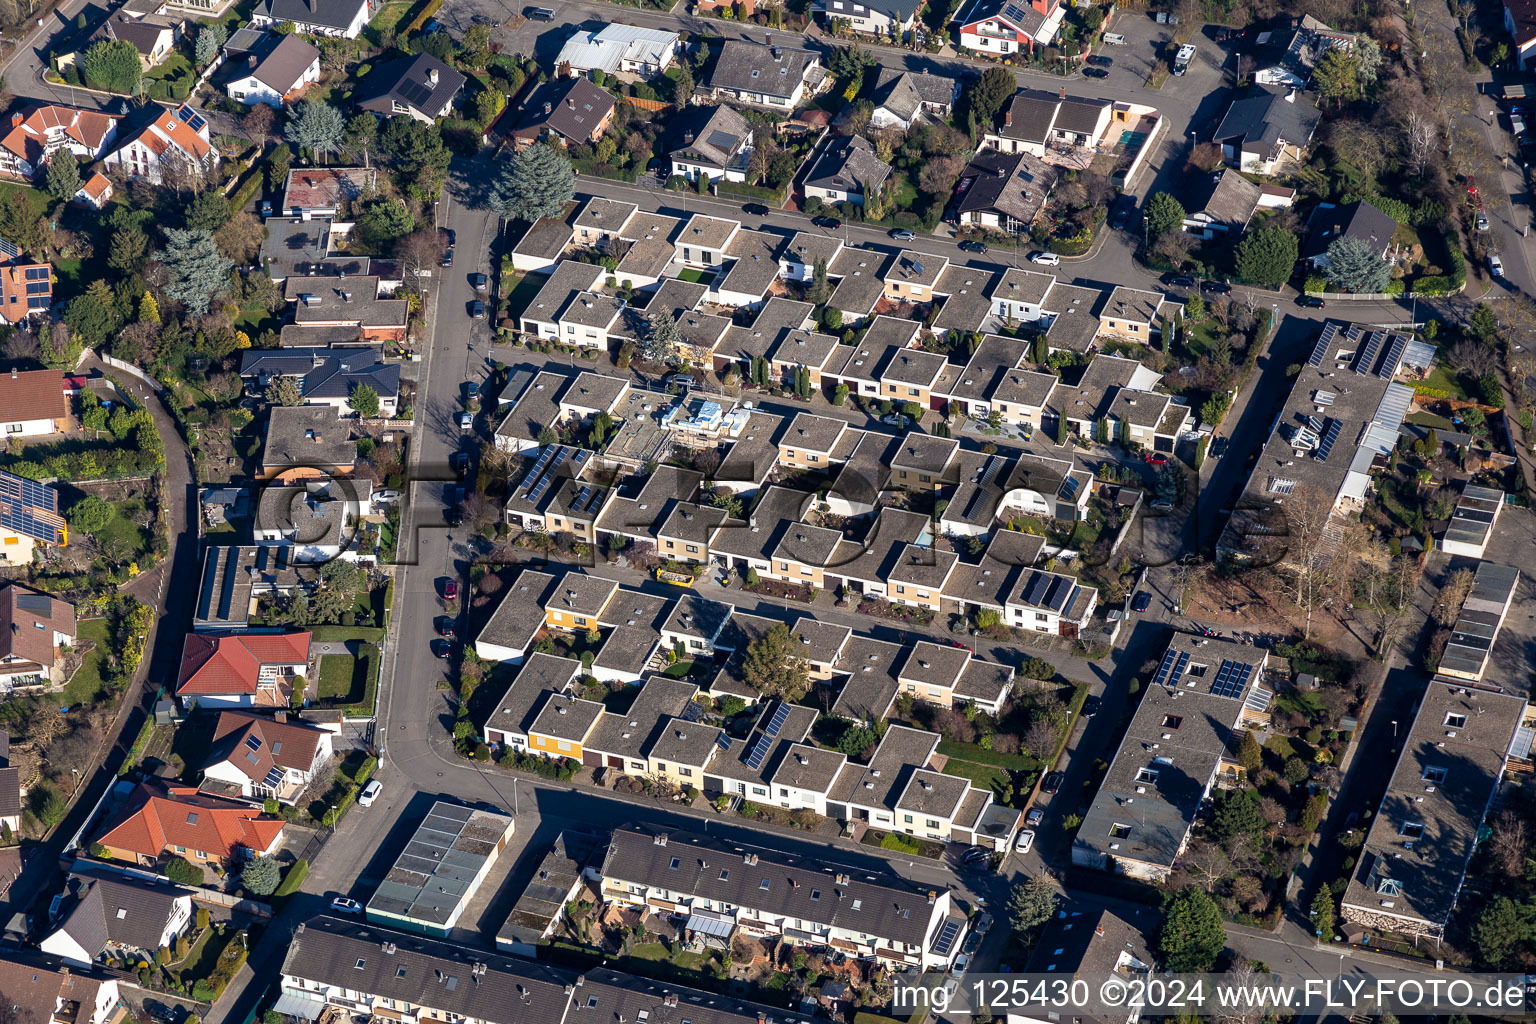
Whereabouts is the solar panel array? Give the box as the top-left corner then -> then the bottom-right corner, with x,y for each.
1315,418 -> 1342,461
398,79 -> 436,111
716,733 -> 733,752
1209,659 -> 1253,699
263,767 -> 284,789
519,446 -> 557,490
933,918 -> 962,955
1352,329 -> 1383,376
245,734 -> 262,751
0,237 -> 20,261
1379,334 -> 1407,379
764,702 -> 790,737
960,455 -> 1004,522
743,731 -> 773,770
1307,323 -> 1338,367
178,107 -> 207,133
1058,474 -> 1081,501
1152,649 -> 1190,689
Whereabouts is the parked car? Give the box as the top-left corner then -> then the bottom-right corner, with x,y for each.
742,203 -> 769,216
470,272 -> 488,291
1042,771 -> 1064,794
668,372 -> 697,391
1015,829 -> 1035,854
1491,254 -> 1505,277
958,240 -> 989,253
1477,211 -> 1490,232
258,200 -> 272,218
962,846 -> 990,863
373,488 -> 401,506
440,249 -> 454,268
1296,294 -> 1325,308
1083,67 -> 1110,78
443,579 -> 458,601
458,411 -> 474,430
813,215 -> 841,229
1088,54 -> 1114,65
952,954 -> 971,979
1026,808 -> 1044,826
469,300 -> 487,319
526,5 -> 555,18
431,639 -> 452,659
330,897 -> 363,915
444,505 -> 465,526
1028,251 -> 1060,266
358,780 -> 382,807
1131,591 -> 1152,612
1082,695 -> 1101,717
889,228 -> 916,241
1201,280 -> 1232,294
450,451 -> 469,478
1210,436 -> 1229,459
1143,452 -> 1168,466
444,229 -> 456,248
437,617 -> 456,638
1164,273 -> 1196,288
1111,195 -> 1136,230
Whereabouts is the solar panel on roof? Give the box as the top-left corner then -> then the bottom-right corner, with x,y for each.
572,449 -> 589,464
263,767 -> 284,788
245,735 -> 262,751
706,129 -> 738,151
716,734 -> 733,752
743,732 -> 773,770
764,702 -> 790,737
548,447 -> 571,473
527,478 -> 551,503
1209,660 -> 1253,699
933,919 -> 962,955
520,447 -> 554,491
0,237 -> 19,261
1023,571 -> 1050,607
1315,419 -> 1342,461
1307,324 -> 1336,367
1353,330 -> 1383,375
178,107 -> 207,132
1152,649 -> 1189,689
1379,334 -> 1407,379
571,485 -> 594,513
399,80 -> 435,109
1058,475 -> 1080,501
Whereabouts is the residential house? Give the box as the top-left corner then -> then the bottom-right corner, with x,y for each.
175,630 -> 311,707
571,197 -> 636,250
74,172 -> 113,209
600,823 -> 966,970
882,250 -> 949,305
0,471 -> 67,562
952,148 -> 1058,235
869,69 -> 957,130
200,711 -> 335,804
666,105 -> 754,183
705,41 -> 825,110
0,255 -> 52,324
287,276 -> 408,342
1073,633 -> 1270,881
555,25 -> 679,76
955,0 -> 1065,56
816,0 -> 926,41
90,10 -> 179,69
0,736 -> 19,833
240,348 -> 400,417
1182,168 -> 1294,238
0,583 -> 75,690
253,479 -> 371,563
225,33 -> 321,107
1012,905 -> 1156,1024
39,873 -> 193,967
1211,85 -> 1320,175
251,0 -> 373,38
1097,286 -> 1163,344
0,368 -> 66,435
281,167 -> 376,218
102,105 -> 218,183
260,405 -> 357,481
508,77 -> 616,150
193,545 -> 314,631
1340,682 -> 1528,939
1252,15 -> 1355,88
95,783 -> 284,871
1302,199 -> 1402,270
1005,566 -> 1097,637
0,105 -> 119,180
1509,0 -> 1536,68
779,231 -> 843,283
803,135 -> 892,208
355,54 -> 465,122
0,951 -> 122,1024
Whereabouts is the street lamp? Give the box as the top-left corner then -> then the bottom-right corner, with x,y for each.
70,768 -> 79,795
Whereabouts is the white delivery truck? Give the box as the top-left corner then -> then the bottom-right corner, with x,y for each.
1174,44 -> 1195,74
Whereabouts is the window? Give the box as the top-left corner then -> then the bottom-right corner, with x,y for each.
719,868 -> 729,880
903,814 -> 914,824
810,889 -> 821,901
1445,713 -> 1467,728
680,767 -> 692,777
760,878 -> 771,889
908,388 -> 919,397
396,967 -> 407,978
926,819 -> 939,829
920,474 -> 931,483
1422,767 -> 1447,784
809,454 -> 819,462
1135,768 -> 1159,784
1400,822 -> 1425,839
669,857 -> 681,869
1161,715 -> 1182,729
1109,823 -> 1131,838
557,740 -> 571,752
686,544 -> 698,553
355,960 -> 367,970
1036,613 -> 1048,622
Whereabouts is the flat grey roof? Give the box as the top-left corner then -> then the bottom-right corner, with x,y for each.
366,802 -> 515,928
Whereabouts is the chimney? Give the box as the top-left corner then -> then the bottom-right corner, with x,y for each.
429,68 -> 440,85
275,711 -> 287,723
1058,86 -> 1066,99
1095,924 -> 1105,937
765,32 -> 773,45
8,113 -> 18,129
544,102 -> 552,115
297,922 -> 305,933
683,130 -> 694,145
248,54 -> 257,68
1003,107 -> 1012,127
567,96 -> 576,109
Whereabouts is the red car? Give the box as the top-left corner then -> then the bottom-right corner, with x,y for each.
444,579 -> 458,601
1143,453 -> 1168,467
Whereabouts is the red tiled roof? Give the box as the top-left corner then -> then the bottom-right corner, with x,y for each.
176,632 -> 310,696
79,172 -> 111,200
94,782 -> 285,861
0,369 -> 65,425
0,105 -> 119,168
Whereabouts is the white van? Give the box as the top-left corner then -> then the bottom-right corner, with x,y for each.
1102,32 -> 1126,44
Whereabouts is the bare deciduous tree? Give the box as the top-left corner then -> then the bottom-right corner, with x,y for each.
1488,811 -> 1529,877
1450,340 -> 1500,379
1432,567 -> 1476,627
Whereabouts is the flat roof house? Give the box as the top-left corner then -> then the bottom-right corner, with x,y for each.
1341,681 -> 1528,939
1073,633 -> 1270,881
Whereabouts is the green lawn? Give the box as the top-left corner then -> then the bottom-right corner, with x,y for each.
62,618 -> 110,705
676,268 -> 712,284
364,0 -> 418,46
1407,411 -> 1454,430
940,758 -> 1011,799
316,645 -> 381,713
1417,361 -> 1474,400
501,272 -> 545,324
936,738 -> 1041,771
629,943 -> 670,961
